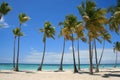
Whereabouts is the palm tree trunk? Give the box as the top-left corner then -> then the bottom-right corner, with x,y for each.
72,34 -> 78,73
89,37 -> 93,74
94,39 -> 99,72
78,39 -> 80,71
98,40 -> 105,66
13,36 -> 16,70
91,41 -> 94,68
0,13 -> 2,20
38,40 -> 46,71
59,38 -> 65,71
114,52 -> 118,68
15,23 -> 22,71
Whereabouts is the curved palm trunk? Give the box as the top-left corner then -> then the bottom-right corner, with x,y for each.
98,40 -> 105,66
38,40 -> 46,71
89,37 -> 93,75
15,23 -> 22,71
78,39 -> 80,71
59,38 -> 65,71
13,36 -> 16,70
94,39 -> 99,72
114,52 -> 118,68
72,34 -> 78,73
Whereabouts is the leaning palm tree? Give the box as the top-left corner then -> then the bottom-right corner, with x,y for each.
12,27 -> 24,70
14,13 -> 30,71
78,0 -> 108,74
113,41 -> 120,68
62,14 -> 79,73
58,22 -> 66,71
0,2 -> 11,20
37,21 -> 55,71
98,32 -> 111,66
58,37 -> 65,71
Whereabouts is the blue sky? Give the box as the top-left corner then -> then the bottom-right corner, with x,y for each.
0,0 -> 120,64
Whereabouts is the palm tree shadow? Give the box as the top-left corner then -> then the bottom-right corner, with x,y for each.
102,74 -> 120,78
54,70 -> 65,72
0,72 -> 14,74
78,71 -> 101,76
18,70 -> 35,74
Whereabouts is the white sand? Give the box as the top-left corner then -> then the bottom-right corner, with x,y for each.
0,68 -> 120,80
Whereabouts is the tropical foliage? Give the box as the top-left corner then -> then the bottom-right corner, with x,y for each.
1,0 -> 120,75
78,0 -> 108,74
14,13 -> 30,71
0,2 -> 11,28
109,0 -> 120,34
0,2 -> 11,20
37,21 -> 55,71
12,27 -> 24,70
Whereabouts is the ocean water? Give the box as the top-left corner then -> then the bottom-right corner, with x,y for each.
0,63 -> 120,71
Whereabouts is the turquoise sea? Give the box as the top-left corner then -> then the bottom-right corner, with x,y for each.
0,63 -> 120,71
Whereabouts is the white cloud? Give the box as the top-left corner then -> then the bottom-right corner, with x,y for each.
0,17 -> 9,28
21,48 -> 120,64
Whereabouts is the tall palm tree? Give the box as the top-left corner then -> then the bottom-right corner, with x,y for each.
78,0 -> 108,74
98,32 -> 111,65
12,27 -> 24,70
62,14 -> 81,73
75,22 -> 86,71
37,21 -> 55,71
113,41 -> 120,68
0,2 -> 11,20
14,13 -> 30,71
58,22 -> 66,71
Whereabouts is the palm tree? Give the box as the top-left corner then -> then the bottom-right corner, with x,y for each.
109,0 -> 120,34
62,14 -> 80,73
98,32 -> 111,66
78,0 -> 108,74
0,2 -> 11,20
58,22 -> 66,71
75,22 -> 86,71
12,27 -> 24,70
14,13 -> 30,71
37,21 -> 55,71
94,39 -> 100,72
113,41 -> 120,68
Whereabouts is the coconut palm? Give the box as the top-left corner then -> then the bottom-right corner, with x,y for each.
0,2 -> 11,20
78,0 -> 108,74
98,32 -> 111,65
12,27 -> 24,70
58,22 -> 66,71
61,14 -> 79,73
113,41 -> 120,68
37,21 -> 55,71
14,13 -> 30,71
75,22 -> 86,71
109,0 -> 120,34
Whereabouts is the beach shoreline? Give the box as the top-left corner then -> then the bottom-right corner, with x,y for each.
0,68 -> 120,80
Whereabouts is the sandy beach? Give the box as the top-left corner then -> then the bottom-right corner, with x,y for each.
0,68 -> 120,80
